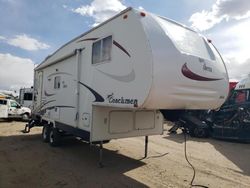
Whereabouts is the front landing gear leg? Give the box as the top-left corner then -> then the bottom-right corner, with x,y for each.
144,136 -> 148,158
99,141 -> 103,168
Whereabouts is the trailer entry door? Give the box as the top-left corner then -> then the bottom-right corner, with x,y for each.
37,71 -> 43,106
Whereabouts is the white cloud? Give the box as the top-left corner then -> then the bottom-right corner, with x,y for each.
225,58 -> 250,81
0,36 -> 6,40
0,53 -> 34,90
6,34 -> 50,51
207,23 -> 250,80
138,6 -> 144,10
189,0 -> 250,31
71,0 -> 126,27
222,19 -> 250,63
207,18 -> 250,64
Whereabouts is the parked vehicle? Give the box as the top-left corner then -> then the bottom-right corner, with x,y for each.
229,81 -> 238,91
24,7 -> 229,161
0,98 -> 31,121
19,87 -> 33,108
209,76 -> 250,141
176,76 -> 250,142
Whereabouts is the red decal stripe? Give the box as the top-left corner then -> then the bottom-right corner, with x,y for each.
181,63 -> 222,81
113,40 -> 131,57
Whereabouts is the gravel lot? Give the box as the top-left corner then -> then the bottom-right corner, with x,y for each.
0,121 -> 250,188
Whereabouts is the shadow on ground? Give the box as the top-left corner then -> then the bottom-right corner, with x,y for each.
164,126 -> 250,177
0,133 -> 147,188
0,118 -> 28,123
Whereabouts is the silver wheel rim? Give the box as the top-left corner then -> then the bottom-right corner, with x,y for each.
50,131 -> 54,143
43,127 -> 47,140
22,114 -> 29,121
195,128 -> 205,137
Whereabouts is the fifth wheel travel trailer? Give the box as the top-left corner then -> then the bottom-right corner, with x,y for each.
25,7 -> 229,164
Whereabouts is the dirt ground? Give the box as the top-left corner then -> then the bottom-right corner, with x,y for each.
0,121 -> 250,188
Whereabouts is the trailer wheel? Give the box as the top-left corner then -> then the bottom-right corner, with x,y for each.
42,125 -> 51,143
193,127 -> 208,138
49,128 -> 61,147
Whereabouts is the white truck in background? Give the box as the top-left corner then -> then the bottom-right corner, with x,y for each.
19,87 -> 33,108
0,98 -> 31,121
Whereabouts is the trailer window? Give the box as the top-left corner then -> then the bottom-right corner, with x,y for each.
54,76 -> 61,89
24,93 -> 33,101
102,36 -> 112,61
92,40 -> 101,64
92,36 -> 112,64
0,100 -> 7,105
155,16 -> 215,61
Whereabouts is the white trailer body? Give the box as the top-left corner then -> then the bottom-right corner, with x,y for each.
19,88 -> 33,108
33,8 -> 229,142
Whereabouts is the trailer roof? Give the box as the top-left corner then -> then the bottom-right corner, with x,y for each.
35,7 -> 200,71
35,7 -> 133,71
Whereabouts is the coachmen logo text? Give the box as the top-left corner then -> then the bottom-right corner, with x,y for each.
107,93 -> 138,107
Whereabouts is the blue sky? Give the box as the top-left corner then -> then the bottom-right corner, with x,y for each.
0,0 -> 250,90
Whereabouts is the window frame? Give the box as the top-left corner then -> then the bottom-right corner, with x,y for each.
92,35 -> 113,65
0,99 -> 7,105
54,76 -> 61,89
23,93 -> 33,101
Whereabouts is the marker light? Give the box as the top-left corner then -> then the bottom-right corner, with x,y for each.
140,12 -> 146,17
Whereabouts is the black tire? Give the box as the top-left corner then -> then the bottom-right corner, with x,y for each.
189,127 -> 195,137
193,127 -> 208,138
49,128 -> 61,147
42,125 -> 51,143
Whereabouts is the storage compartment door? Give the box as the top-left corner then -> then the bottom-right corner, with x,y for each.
135,111 -> 155,130
109,111 -> 133,134
91,106 -> 163,142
